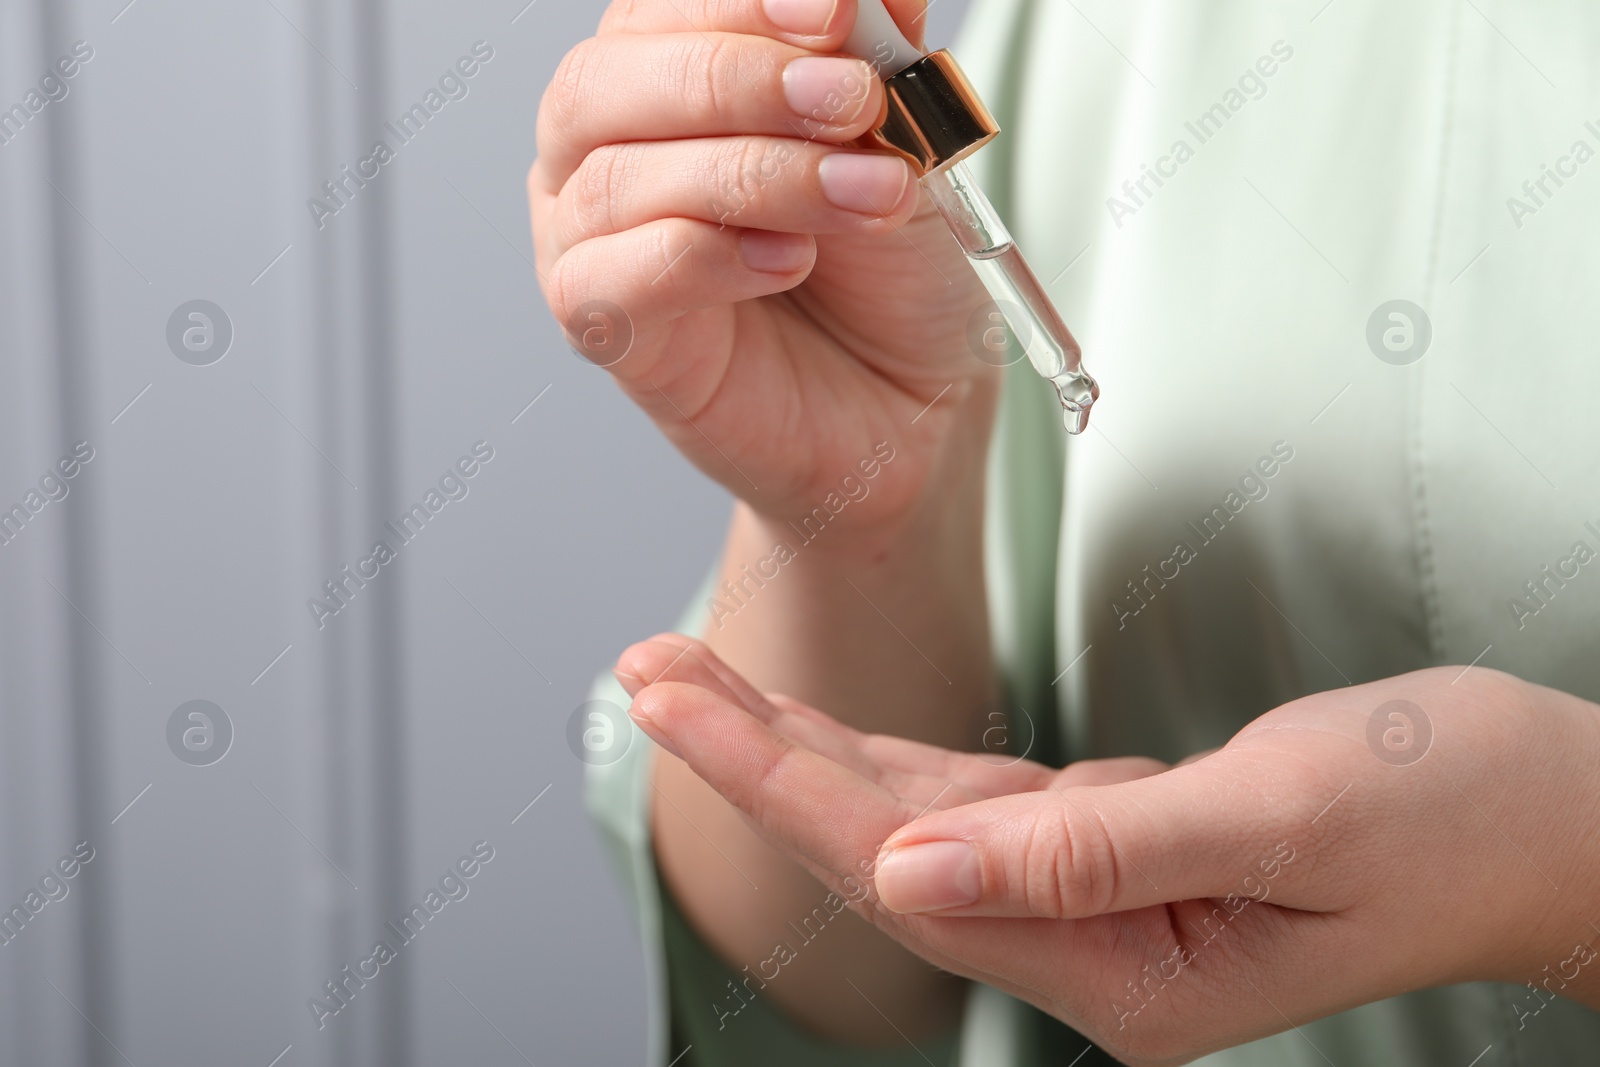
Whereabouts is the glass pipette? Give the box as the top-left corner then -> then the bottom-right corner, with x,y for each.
842,0 -> 1100,432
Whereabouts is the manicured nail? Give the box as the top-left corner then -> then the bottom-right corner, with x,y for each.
819,153 -> 911,215
741,230 -> 813,273
874,841 -> 981,914
783,56 -> 874,123
627,701 -> 686,761
763,0 -> 840,37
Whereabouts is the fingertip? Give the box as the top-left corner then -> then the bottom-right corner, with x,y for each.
763,0 -> 851,41
873,839 -> 981,914
628,680 -> 696,731
817,151 -> 916,220
856,158 -> 922,234
611,664 -> 646,698
627,685 -> 688,761
880,803 -> 963,852
614,633 -> 697,690
612,640 -> 659,690
740,229 -> 818,274
629,678 -> 749,751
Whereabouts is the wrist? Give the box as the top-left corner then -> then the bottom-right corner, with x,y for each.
699,381 -> 997,746
704,488 -> 993,748
1547,692 -> 1600,1009
1490,680 -> 1600,1011
739,376 -> 997,564
720,409 -> 991,624
734,437 -> 986,565
715,474 -> 989,643
1547,692 -> 1600,1010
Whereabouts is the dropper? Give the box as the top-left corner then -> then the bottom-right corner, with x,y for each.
841,0 -> 1099,432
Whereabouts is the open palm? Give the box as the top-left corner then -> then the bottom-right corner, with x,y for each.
616,635 -> 1598,1065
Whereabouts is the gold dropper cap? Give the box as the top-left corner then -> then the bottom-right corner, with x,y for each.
855,50 -> 1000,177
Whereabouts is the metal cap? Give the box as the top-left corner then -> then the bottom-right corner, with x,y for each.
855,50 -> 1000,176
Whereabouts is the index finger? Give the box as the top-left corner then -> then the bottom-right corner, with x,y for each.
630,679 -> 915,898
599,0 -> 929,50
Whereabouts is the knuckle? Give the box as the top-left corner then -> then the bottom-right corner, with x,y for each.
640,222 -> 674,281
673,35 -> 742,127
745,734 -> 802,826
1058,800 -> 1123,915
702,137 -> 785,223
569,142 -> 633,236
543,249 -> 586,327
595,0 -> 641,34
539,37 -> 600,145
651,217 -> 698,276
1014,802 -> 1071,918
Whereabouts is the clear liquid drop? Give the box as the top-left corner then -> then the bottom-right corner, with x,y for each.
1051,373 -> 1098,433
924,162 -> 1100,434
969,246 -> 1098,433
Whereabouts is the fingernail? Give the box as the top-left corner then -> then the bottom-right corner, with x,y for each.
819,153 -> 911,215
628,701 -> 686,761
763,0 -> 840,37
783,56 -> 874,124
612,666 -> 645,698
741,230 -> 813,273
874,841 -> 981,914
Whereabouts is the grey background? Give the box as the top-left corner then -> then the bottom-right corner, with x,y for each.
0,0 -> 969,1064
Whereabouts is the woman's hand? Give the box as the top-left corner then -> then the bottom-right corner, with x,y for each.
545,8 -> 1009,1039
616,635 -> 1600,1065
531,0 -> 998,551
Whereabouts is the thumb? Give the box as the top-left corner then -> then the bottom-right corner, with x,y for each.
871,764 -> 1289,918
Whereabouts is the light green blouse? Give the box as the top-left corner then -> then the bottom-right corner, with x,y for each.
587,1 -> 1600,1063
